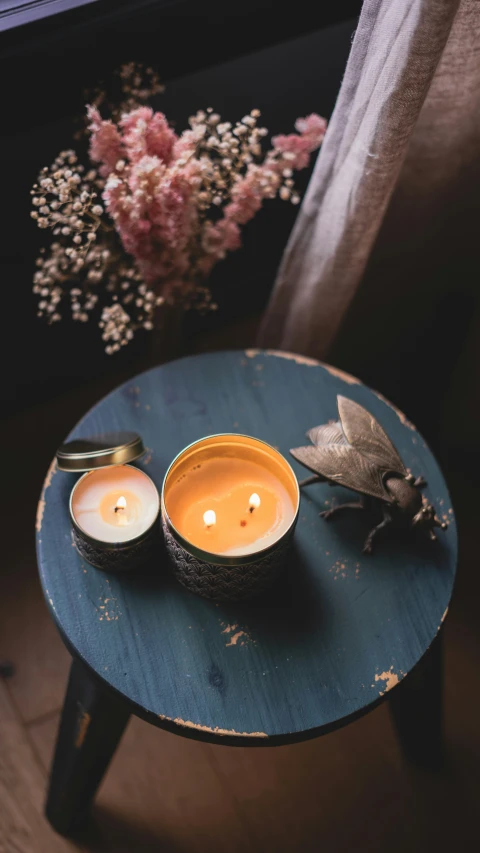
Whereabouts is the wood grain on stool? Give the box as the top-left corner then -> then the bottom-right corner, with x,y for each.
36,350 -> 457,833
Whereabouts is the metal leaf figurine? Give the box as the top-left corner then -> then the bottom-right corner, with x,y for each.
290,395 -> 448,554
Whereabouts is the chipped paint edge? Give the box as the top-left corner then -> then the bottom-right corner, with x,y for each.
245,348 -> 318,367
225,630 -> 247,647
439,606 -> 449,631
36,458 -> 58,532
322,363 -> 360,385
158,714 -> 267,738
244,348 -> 360,383
373,666 -> 405,696
75,709 -> 91,748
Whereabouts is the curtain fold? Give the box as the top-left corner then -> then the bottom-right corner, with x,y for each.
257,0 -> 478,360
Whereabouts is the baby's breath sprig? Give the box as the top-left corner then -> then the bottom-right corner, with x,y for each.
30,150 -> 107,257
99,261 -> 165,354
33,239 -> 110,325
33,236 -> 168,350
181,107 -> 299,215
183,108 -> 269,214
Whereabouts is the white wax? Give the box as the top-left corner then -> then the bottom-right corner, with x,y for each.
72,465 -> 159,543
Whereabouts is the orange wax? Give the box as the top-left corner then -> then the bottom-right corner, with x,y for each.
165,455 -> 296,556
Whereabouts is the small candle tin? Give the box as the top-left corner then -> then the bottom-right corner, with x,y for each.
161,434 -> 300,601
57,432 -> 160,572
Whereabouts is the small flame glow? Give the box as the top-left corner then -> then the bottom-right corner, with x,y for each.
203,509 -> 216,528
248,493 -> 261,511
116,496 -> 127,510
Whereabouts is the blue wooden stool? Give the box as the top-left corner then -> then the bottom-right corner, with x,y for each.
36,350 -> 457,835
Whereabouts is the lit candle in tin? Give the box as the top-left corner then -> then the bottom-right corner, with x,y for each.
57,431 -> 160,572
162,435 -> 298,558
71,465 -> 159,544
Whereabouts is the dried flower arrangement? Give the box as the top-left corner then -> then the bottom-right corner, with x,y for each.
31,64 -> 326,353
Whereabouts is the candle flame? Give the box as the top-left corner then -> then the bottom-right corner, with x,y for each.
116,496 -> 127,510
248,493 -> 261,511
203,509 -> 216,528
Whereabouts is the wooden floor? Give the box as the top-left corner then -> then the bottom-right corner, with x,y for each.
1,335 -> 480,852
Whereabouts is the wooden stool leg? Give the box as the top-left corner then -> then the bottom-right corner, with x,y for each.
389,631 -> 444,769
45,658 -> 130,835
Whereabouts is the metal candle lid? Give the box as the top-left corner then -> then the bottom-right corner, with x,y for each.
56,431 -> 145,472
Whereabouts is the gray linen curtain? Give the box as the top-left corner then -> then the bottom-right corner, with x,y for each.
258,0 -> 480,361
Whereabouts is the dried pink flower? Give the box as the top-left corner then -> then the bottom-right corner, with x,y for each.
120,107 -> 177,164
272,113 -> 327,170
33,83 -> 327,352
199,218 -> 242,275
87,106 -> 123,176
104,155 -> 196,286
295,113 -> 328,144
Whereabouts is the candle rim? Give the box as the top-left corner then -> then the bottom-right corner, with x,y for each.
70,464 -> 160,548
161,433 -> 300,566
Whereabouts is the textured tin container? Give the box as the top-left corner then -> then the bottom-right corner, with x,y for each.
57,432 -> 160,573
161,434 -> 300,601
69,465 -> 160,573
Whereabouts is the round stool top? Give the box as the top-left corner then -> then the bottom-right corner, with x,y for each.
36,350 -> 456,745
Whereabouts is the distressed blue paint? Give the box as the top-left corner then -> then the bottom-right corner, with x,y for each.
36,351 -> 457,743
